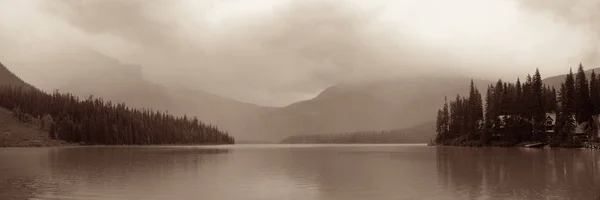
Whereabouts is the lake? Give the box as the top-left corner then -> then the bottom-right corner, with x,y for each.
1,144 -> 599,200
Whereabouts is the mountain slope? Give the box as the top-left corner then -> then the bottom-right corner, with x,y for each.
247,77 -> 491,141
26,50 -> 270,141
280,120 -> 436,144
543,67 -> 600,89
0,62 -> 29,87
0,108 -> 66,147
0,63 -> 65,146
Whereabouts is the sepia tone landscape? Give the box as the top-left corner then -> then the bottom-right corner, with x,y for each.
1,0 -> 600,199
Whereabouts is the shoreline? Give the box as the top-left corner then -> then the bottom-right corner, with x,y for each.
430,142 -> 600,149
2,143 -> 430,148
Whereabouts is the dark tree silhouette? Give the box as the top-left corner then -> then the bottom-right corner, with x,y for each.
434,64 -> 596,147
575,63 -> 592,123
0,86 -> 235,145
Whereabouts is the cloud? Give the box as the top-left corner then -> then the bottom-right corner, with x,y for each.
518,0 -> 600,66
42,0 -> 181,48
1,0 -> 598,106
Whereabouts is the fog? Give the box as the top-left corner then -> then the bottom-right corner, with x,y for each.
0,0 -> 598,106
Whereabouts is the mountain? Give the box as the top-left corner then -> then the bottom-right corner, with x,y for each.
49,51 -> 489,142
0,63 -> 65,147
0,107 -> 67,147
280,120 -> 436,144
247,77 -> 492,141
54,53 -> 491,142
12,49 -> 269,141
543,67 -> 600,89
0,62 -> 29,87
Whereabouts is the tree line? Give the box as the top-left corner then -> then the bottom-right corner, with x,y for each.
280,129 -> 426,144
435,64 -> 599,147
0,86 -> 235,145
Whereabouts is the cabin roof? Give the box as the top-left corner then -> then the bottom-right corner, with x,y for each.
546,113 -> 556,122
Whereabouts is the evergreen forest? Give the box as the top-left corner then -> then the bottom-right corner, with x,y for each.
0,86 -> 235,145
435,64 -> 599,147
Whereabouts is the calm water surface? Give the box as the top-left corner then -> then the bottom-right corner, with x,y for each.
1,144 -> 599,200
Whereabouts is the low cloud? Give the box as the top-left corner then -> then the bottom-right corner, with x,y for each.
0,0 -> 598,106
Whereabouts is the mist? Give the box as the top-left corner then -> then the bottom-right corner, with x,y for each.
0,0 -> 598,106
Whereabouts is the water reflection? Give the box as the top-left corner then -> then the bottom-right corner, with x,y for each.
279,146 -> 442,200
436,147 -> 600,200
1,147 -> 230,200
1,145 -> 600,200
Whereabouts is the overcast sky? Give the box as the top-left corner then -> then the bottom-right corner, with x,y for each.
0,0 -> 598,106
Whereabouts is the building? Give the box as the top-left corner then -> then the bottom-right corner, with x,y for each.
545,113 -> 556,133
492,113 -> 599,141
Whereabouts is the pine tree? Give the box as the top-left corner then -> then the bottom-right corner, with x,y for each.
574,63 -> 592,123
449,95 -> 461,134
549,87 -> 558,112
532,69 -> 546,141
495,80 -> 505,115
442,97 -> 450,133
523,74 -> 533,121
0,86 -> 235,145
482,85 -> 494,145
590,70 -> 600,115
565,68 -> 576,114
436,109 -> 444,136
553,83 -> 571,146
515,78 -> 523,116
467,80 -> 484,138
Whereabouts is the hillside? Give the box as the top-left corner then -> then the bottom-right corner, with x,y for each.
19,49 -> 270,141
0,62 -> 29,87
7,45 -> 500,142
0,108 -> 67,147
0,64 -> 65,147
45,54 -> 490,142
280,121 -> 436,144
15,50 -> 589,143
543,67 -> 600,89
247,77 -> 491,141
0,62 -> 234,145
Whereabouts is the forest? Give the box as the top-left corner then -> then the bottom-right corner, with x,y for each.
0,86 -> 235,145
280,129 -> 428,144
435,64 -> 599,147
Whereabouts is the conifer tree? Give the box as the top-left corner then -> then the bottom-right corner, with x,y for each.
0,86 -> 235,145
467,80 -> 484,138
523,74 -> 533,121
531,69 -> 546,141
433,64 -> 590,146
436,109 -> 444,136
515,79 -> 523,115
482,85 -> 494,145
442,96 -> 450,133
548,87 -> 558,112
574,63 -> 592,123
553,83 -> 571,146
590,70 -> 600,115
565,68 -> 576,114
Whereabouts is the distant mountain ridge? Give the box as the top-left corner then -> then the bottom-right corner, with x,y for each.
543,67 -> 600,89
33,51 -> 494,142
245,77 -> 492,141
10,47 -> 594,143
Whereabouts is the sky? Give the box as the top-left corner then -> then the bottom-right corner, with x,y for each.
0,0 -> 599,106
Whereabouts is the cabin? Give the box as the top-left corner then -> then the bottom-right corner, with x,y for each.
491,113 -> 600,142
545,113 -> 556,133
493,115 -> 518,139
584,115 -> 600,140
574,122 -> 589,141
550,113 -> 600,141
